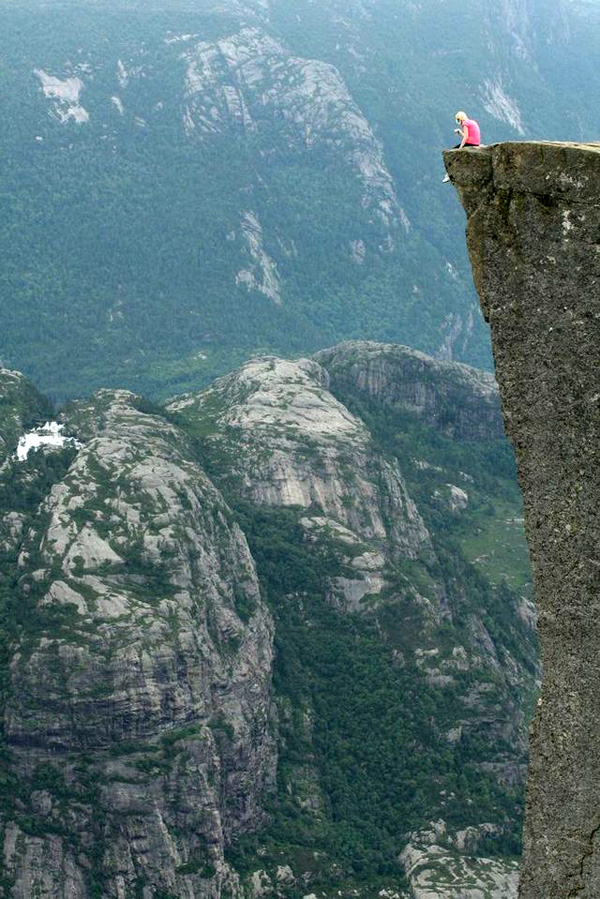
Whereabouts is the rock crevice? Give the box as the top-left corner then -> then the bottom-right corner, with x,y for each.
445,141 -> 600,899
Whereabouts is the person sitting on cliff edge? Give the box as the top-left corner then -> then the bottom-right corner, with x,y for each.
442,110 -> 482,182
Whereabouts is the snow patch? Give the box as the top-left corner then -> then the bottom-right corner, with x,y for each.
481,78 -> 525,134
16,422 -> 81,462
111,96 -> 124,116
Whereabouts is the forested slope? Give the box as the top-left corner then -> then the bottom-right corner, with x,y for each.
1,0 -> 600,399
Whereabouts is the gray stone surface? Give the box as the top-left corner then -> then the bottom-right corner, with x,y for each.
169,356 -> 433,614
3,390 -> 275,898
445,141 -> 600,899
315,341 -> 503,441
400,820 -> 519,899
0,347 -> 540,897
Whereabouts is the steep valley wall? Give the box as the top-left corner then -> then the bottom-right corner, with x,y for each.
445,141 -> 600,898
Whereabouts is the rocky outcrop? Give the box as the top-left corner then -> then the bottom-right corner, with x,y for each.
169,356 -> 432,612
171,350 -> 536,794
2,390 -> 275,898
0,350 -> 540,898
445,141 -> 600,898
401,820 -> 519,899
315,341 -> 503,440
180,25 -> 400,229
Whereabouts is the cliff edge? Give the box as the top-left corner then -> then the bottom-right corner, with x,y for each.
444,141 -> 600,898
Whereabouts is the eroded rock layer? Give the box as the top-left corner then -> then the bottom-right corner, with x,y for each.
445,141 -> 600,899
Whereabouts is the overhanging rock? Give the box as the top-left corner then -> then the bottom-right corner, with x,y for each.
444,141 -> 600,899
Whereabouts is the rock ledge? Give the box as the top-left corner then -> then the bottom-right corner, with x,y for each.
447,140 -> 600,899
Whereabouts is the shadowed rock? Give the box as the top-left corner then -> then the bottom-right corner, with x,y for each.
445,141 -> 600,898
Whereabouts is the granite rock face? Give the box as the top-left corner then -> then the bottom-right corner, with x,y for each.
2,390 -> 275,898
445,141 -> 600,899
401,819 -> 519,899
171,351 -> 536,780
315,341 -> 503,441
0,346 -> 540,898
180,25 -> 400,231
169,356 -> 432,613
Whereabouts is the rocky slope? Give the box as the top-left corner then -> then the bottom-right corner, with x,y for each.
168,355 -> 432,613
446,141 -> 600,898
0,343 -> 538,898
0,383 -> 275,898
169,343 -> 537,896
315,342 -> 503,441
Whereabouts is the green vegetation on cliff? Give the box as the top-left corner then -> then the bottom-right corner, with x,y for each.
226,504 -> 527,895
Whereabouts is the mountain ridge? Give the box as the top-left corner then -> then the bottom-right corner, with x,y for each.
0,339 -> 536,898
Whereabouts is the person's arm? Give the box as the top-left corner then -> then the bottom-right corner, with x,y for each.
459,124 -> 468,149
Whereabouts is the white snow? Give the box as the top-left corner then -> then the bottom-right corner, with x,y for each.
111,96 -> 124,116
16,422 -> 81,462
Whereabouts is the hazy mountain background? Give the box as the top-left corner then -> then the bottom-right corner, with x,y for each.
1,0 -> 600,400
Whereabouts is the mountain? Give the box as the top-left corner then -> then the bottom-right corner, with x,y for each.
2,0 -> 600,399
0,341 -> 538,898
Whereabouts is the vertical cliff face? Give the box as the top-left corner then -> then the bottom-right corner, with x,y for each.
445,141 -> 600,899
